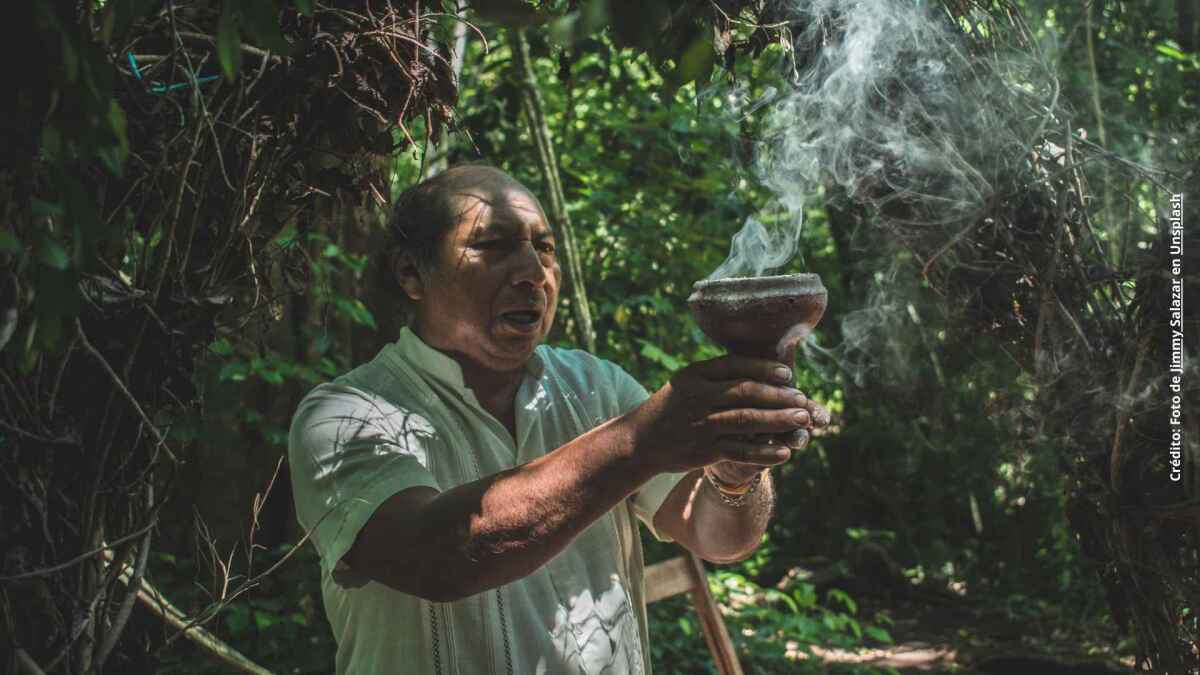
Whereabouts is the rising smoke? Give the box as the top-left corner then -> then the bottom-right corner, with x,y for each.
706,0 -> 1053,281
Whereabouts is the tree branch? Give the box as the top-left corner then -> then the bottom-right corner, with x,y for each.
104,549 -> 273,675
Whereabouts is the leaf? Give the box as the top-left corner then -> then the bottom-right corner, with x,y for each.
676,37 -> 717,85
638,340 -> 682,371
254,609 -> 280,630
242,0 -> 293,55
0,231 -> 20,254
664,36 -> 716,98
217,3 -> 243,82
827,588 -> 858,614
293,0 -> 314,16
36,236 -> 70,271
1156,42 -> 1187,61
259,369 -> 284,385
208,338 -> 234,356
332,298 -> 377,329
865,625 -> 893,644
218,361 -> 249,382
613,305 -> 631,327
99,101 -> 129,176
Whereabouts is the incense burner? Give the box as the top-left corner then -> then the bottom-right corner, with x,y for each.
688,273 -> 827,450
687,274 -> 827,363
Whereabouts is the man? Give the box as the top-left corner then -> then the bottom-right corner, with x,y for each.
288,165 -> 829,674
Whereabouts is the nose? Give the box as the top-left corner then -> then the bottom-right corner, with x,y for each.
510,241 -> 552,289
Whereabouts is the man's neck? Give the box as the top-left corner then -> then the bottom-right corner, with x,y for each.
409,325 -> 527,436
459,361 -> 522,406
460,363 -> 522,438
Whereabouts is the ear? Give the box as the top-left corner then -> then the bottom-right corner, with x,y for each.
391,250 -> 425,302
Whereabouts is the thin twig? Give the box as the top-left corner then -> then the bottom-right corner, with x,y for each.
176,31 -> 281,63
75,319 -> 177,463
0,419 -> 79,447
104,548 -> 273,675
93,486 -> 154,671
0,521 -> 157,582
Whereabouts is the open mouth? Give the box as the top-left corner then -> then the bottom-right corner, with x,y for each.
499,310 -> 541,330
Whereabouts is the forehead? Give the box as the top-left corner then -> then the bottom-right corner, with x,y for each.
441,171 -> 551,237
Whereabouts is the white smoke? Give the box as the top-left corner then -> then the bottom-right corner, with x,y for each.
707,0 -> 1052,280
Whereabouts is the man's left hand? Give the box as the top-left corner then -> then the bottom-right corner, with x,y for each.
708,394 -> 830,485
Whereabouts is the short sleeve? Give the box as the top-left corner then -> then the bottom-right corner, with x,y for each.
288,383 -> 442,588
604,362 -> 687,543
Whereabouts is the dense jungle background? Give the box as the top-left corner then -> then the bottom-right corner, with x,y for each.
3,0 -> 1198,673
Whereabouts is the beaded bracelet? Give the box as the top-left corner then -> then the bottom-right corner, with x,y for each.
702,467 -> 766,508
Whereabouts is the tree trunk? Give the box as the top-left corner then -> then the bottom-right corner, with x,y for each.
508,29 -> 597,353
424,13 -> 470,179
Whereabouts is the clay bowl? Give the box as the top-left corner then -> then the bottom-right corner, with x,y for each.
687,273 -> 827,363
689,274 -> 827,450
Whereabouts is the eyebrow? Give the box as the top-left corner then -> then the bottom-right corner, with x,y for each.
470,221 -> 556,239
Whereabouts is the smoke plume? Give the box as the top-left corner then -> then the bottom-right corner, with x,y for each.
706,0 -> 1052,281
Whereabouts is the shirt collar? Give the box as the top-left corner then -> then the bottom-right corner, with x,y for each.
391,326 -> 545,393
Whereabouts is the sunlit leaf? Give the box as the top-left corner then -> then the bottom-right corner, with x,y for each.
1156,42 -> 1187,61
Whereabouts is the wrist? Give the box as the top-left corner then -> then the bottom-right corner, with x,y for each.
703,466 -> 767,507
707,461 -> 763,487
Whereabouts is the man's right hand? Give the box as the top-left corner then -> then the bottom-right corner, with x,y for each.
624,355 -> 813,475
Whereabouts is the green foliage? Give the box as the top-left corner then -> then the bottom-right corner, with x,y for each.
153,545 -> 336,674
198,225 -> 374,451
73,0 -> 1193,670
648,570 -> 897,673
13,0 -> 313,358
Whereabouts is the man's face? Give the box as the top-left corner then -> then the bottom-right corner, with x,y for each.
406,171 -> 561,374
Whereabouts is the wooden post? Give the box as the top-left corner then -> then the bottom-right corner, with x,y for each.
508,28 -> 597,353
645,553 -> 744,675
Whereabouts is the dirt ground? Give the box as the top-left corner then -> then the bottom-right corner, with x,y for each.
805,584 -> 1137,674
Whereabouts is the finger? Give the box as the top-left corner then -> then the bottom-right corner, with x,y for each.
714,438 -> 792,466
707,407 -> 809,435
785,428 -> 811,450
714,380 -> 808,410
688,354 -> 793,385
803,400 -> 831,428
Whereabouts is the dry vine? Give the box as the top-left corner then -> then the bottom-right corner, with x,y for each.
2,2 -> 458,672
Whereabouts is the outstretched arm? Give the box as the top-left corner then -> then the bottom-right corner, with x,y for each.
344,412 -> 653,602
344,355 -> 811,601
